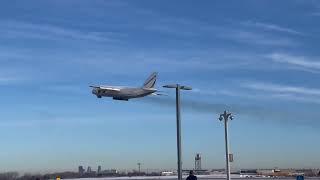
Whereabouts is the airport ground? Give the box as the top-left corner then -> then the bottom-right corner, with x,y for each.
65,176 -> 320,180
2,172 -> 318,180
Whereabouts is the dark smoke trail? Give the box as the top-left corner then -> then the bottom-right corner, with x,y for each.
136,96 -> 320,128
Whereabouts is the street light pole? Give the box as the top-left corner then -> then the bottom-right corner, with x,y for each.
137,162 -> 141,174
175,85 -> 182,180
219,111 -> 233,180
163,84 -> 192,180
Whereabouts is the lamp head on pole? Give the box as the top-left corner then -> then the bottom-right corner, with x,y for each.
163,84 -> 192,90
218,110 -> 234,121
163,84 -> 178,89
180,86 -> 192,90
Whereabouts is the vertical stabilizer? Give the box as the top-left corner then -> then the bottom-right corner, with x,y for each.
143,72 -> 157,88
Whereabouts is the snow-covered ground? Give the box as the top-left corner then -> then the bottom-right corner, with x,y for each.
63,174 -> 298,180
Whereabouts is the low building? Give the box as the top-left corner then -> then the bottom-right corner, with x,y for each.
100,169 -> 118,176
239,169 -> 258,178
296,169 -> 319,177
257,169 -> 274,176
161,171 -> 174,176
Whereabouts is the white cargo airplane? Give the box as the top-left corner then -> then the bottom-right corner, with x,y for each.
90,72 -> 161,101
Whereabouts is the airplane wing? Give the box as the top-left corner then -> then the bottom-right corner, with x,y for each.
89,86 -> 121,92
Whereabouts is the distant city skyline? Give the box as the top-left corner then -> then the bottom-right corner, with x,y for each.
0,0 -> 320,173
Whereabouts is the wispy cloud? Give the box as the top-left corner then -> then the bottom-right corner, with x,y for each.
138,16 -> 298,47
311,12 -> 320,16
241,81 -> 320,104
0,77 -> 18,84
190,85 -> 320,105
0,20 -> 122,42
70,48 -> 265,75
183,81 -> 320,105
44,84 -> 88,95
242,21 -> 304,36
244,82 -> 320,96
221,30 -> 298,46
268,93 -> 320,104
267,53 -> 320,72
0,71 -> 24,85
0,117 -> 103,127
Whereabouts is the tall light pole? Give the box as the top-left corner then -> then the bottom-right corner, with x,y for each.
163,84 -> 192,180
137,162 -> 141,174
219,111 -> 234,180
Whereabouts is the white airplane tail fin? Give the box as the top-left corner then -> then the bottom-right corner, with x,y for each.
143,72 -> 157,88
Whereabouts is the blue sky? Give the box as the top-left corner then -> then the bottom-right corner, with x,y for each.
0,0 -> 320,173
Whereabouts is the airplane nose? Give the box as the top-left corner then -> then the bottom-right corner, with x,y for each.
92,89 -> 97,94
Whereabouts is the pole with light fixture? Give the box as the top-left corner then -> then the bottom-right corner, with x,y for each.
219,110 -> 234,180
163,84 -> 192,180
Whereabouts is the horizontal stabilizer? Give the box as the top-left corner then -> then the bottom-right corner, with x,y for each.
142,88 -> 157,91
152,93 -> 168,96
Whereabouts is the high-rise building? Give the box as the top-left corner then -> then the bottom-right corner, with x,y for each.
87,166 -> 92,173
98,166 -> 102,174
195,153 -> 201,170
78,166 -> 85,175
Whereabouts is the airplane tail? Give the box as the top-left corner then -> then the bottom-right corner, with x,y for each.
143,72 -> 157,88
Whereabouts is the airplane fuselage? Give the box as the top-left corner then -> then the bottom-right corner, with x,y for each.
92,87 -> 156,100
90,72 -> 158,101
